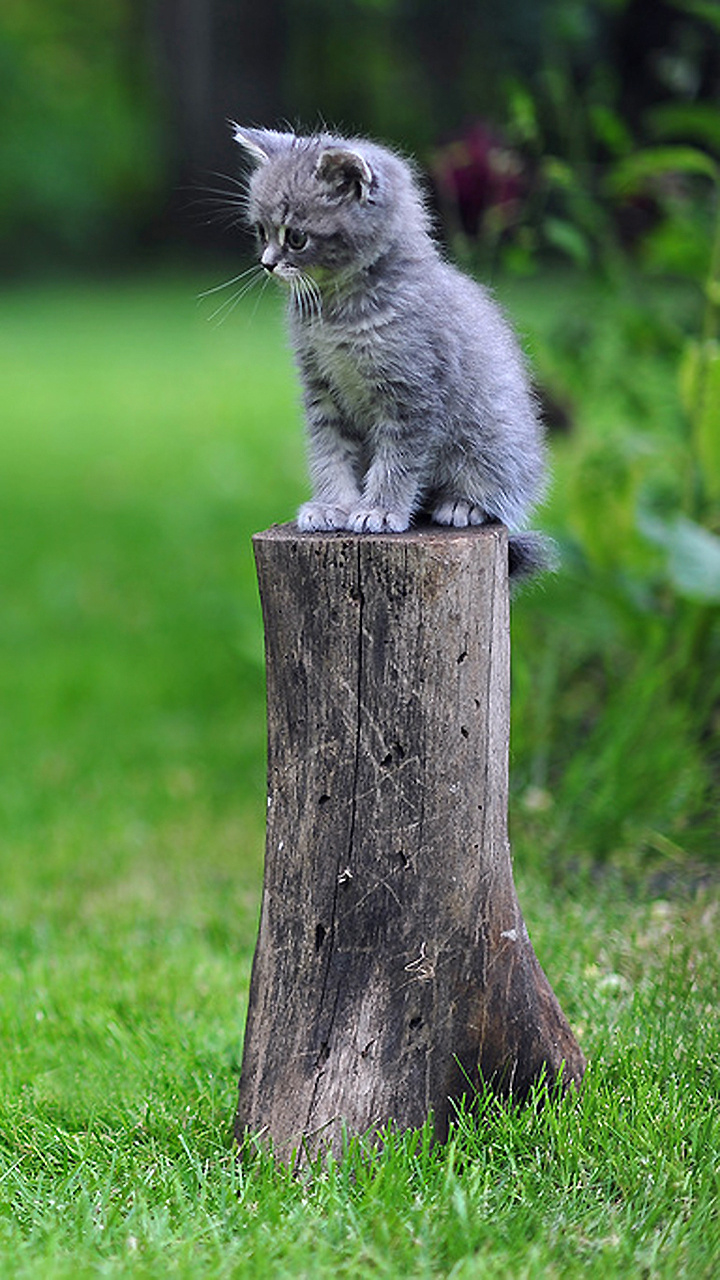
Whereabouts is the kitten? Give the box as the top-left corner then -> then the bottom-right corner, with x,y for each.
233,126 -> 551,579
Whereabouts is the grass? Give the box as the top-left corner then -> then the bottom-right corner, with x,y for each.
0,265 -> 718,1277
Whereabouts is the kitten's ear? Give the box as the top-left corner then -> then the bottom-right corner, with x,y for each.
316,148 -> 374,202
231,125 -> 294,164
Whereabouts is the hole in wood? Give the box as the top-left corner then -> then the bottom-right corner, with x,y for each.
381,743 -> 405,768
318,794 -> 330,807
315,923 -> 327,952
460,725 -> 469,738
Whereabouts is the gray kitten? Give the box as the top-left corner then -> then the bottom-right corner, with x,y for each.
234,126 -> 551,578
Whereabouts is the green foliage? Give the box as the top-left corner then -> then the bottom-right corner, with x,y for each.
501,263 -> 719,860
3,0 -> 719,276
0,0 -> 161,267
476,0 -> 720,279
495,105 -> 720,862
285,0 -> 550,155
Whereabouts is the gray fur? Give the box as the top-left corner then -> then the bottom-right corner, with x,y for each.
233,126 -> 551,575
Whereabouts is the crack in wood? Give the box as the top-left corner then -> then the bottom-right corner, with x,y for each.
305,539 -> 364,1134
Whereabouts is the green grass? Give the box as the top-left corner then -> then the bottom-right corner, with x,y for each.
0,268 -> 718,1277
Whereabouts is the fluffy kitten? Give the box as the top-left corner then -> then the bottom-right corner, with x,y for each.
234,126 -> 551,578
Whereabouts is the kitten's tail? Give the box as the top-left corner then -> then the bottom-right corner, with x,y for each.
508,531 -> 558,584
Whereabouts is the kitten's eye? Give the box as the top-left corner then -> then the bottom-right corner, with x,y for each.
255,223 -> 268,244
286,228 -> 308,251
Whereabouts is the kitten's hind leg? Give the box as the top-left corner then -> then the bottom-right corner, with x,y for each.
431,499 -> 487,528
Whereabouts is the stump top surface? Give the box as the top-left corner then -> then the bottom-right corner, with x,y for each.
253,521 -> 507,550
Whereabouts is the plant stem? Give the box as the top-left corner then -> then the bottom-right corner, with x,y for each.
685,185 -> 720,518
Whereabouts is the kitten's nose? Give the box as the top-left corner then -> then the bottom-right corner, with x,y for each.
261,247 -> 280,273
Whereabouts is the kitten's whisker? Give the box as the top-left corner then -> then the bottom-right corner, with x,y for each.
293,278 -> 308,322
306,275 -> 322,319
189,197 -> 249,229
249,272 -> 272,322
186,174 -> 253,231
204,169 -> 249,193
182,182 -> 250,210
203,271 -> 264,324
302,274 -> 320,321
291,276 -> 304,319
198,265 -> 261,299
206,292 -> 243,326
292,272 -> 321,323
206,289 -> 246,326
194,170 -> 253,207
192,199 -> 249,223
188,187 -> 247,203
298,277 -> 311,321
303,283 -> 316,321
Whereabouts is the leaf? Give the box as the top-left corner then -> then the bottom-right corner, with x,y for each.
590,104 -> 633,157
541,156 -> 577,191
606,147 -> 719,197
679,340 -> 720,503
569,439 -> 647,571
639,511 -> 720,602
542,216 -> 592,266
672,0 -> 720,31
647,103 -> 720,153
506,80 -> 539,144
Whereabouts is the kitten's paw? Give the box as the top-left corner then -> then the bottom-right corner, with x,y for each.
297,501 -> 350,532
348,506 -> 409,534
432,500 -> 486,528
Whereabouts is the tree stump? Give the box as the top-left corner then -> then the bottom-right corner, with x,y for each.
236,522 -> 585,1164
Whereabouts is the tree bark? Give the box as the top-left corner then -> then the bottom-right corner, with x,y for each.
236,522 -> 585,1164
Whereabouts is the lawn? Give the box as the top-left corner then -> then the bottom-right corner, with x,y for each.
0,266 -> 718,1277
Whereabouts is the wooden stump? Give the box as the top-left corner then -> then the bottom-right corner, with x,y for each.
236,522 -> 585,1164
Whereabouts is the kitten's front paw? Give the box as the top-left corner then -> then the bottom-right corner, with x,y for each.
348,506 -> 409,534
432,500 -> 486,528
297,501 -> 350,532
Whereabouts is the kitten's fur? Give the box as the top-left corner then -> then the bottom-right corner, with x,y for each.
234,126 -> 551,578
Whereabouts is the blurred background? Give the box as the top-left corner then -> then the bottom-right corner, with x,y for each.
1,0 -> 719,902
2,0 -> 720,273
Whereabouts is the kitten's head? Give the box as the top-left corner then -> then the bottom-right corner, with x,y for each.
232,126 -> 431,304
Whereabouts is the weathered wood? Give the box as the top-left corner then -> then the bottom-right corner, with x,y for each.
236,522 -> 585,1163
